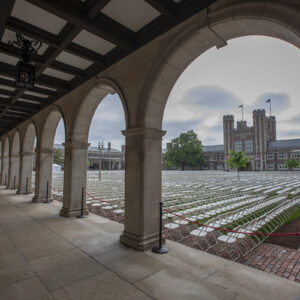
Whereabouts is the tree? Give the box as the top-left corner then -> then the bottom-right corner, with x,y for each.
284,157 -> 300,170
164,130 -> 204,171
226,150 -> 249,181
53,148 -> 64,165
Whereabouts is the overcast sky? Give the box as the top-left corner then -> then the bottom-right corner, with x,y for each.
55,36 -> 300,150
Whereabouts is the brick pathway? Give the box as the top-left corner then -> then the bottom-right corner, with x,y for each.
239,243 -> 300,283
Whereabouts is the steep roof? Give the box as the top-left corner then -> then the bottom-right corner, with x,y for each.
203,145 -> 224,152
268,139 -> 300,148
54,143 -> 121,153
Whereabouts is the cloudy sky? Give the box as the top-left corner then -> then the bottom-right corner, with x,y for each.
55,36 -> 300,150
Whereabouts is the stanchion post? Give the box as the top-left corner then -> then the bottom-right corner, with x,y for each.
13,175 -> 16,189
77,187 -> 87,218
45,181 -> 49,203
5,174 -> 7,185
152,202 -> 168,254
25,177 -> 28,194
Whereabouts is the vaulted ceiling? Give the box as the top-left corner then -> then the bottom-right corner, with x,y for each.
0,0 -> 216,135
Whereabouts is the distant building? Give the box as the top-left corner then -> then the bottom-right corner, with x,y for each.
54,142 -> 125,170
164,109 -> 300,171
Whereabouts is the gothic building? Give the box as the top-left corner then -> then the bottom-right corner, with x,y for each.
203,109 -> 300,171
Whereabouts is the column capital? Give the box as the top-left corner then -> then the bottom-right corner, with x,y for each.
122,127 -> 166,140
9,153 -> 19,158
20,151 -> 34,156
36,148 -> 54,154
63,141 -> 91,150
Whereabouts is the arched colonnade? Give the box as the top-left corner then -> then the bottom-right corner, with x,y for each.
1,0 -> 299,251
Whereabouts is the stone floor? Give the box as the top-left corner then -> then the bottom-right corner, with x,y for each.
239,243 -> 300,282
0,188 -> 300,300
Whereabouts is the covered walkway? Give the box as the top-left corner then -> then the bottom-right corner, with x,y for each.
0,189 -> 299,300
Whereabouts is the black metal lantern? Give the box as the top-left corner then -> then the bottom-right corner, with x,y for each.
9,33 -> 42,88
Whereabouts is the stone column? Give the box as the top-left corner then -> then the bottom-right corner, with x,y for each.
18,151 -> 34,194
120,127 -> 166,251
32,148 -> 53,203
7,154 -> 20,189
1,155 -> 9,186
60,141 -> 90,218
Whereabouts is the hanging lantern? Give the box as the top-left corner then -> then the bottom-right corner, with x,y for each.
9,33 -> 42,88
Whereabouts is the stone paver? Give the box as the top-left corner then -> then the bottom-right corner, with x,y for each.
0,188 -> 300,300
239,243 -> 300,283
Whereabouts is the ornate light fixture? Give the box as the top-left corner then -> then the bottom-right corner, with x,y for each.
9,33 -> 42,88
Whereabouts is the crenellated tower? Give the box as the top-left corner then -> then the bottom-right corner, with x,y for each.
223,115 -> 234,159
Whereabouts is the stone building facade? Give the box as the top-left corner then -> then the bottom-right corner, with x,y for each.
88,142 -> 125,170
54,142 -> 125,170
202,109 -> 300,171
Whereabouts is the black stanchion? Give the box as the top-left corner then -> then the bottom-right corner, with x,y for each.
77,187 -> 87,218
13,175 -> 16,189
152,202 -> 168,254
45,181 -> 49,203
25,177 -> 28,194
5,174 -> 7,185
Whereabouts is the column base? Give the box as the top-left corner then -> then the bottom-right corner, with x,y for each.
120,231 -> 166,251
60,206 -> 89,218
17,189 -> 33,195
7,186 -> 18,190
32,196 -> 53,203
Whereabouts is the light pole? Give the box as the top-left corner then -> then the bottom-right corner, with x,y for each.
98,139 -> 104,180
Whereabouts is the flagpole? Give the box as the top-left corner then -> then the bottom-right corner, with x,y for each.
238,104 -> 244,121
242,105 -> 244,121
266,99 -> 271,116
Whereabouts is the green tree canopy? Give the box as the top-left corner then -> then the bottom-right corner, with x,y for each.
284,157 -> 300,170
164,130 -> 204,171
53,148 -> 64,165
226,150 -> 249,180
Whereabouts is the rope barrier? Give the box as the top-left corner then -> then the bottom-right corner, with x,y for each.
163,208 -> 300,236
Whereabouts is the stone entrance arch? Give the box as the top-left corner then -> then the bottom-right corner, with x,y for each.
133,0 -> 300,249
7,131 -> 20,190
33,108 -> 65,203
1,136 -> 9,186
141,1 -> 300,129
60,77 -> 128,217
18,122 -> 37,194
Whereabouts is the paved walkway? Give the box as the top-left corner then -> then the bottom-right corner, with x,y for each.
239,243 -> 300,282
0,188 -> 299,300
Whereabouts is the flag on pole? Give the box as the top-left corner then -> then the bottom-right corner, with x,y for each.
266,99 -> 271,103
238,104 -> 243,108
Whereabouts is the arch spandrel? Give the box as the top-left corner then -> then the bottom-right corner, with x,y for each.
3,136 -> 9,157
38,109 -> 64,150
140,0 -> 300,130
69,77 -> 128,144
9,130 -> 20,155
18,121 -> 37,153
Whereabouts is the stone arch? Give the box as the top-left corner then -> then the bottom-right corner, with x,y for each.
140,0 -> 300,129
0,140 -> 2,173
33,107 -> 65,202
7,130 -> 20,189
1,136 -> 9,185
70,77 -> 128,144
60,77 -> 127,217
22,121 -> 37,152
18,121 -> 37,194
39,106 -> 65,149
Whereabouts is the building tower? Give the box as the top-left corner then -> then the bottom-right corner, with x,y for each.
253,109 -> 268,171
223,115 -> 234,169
269,116 -> 277,141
